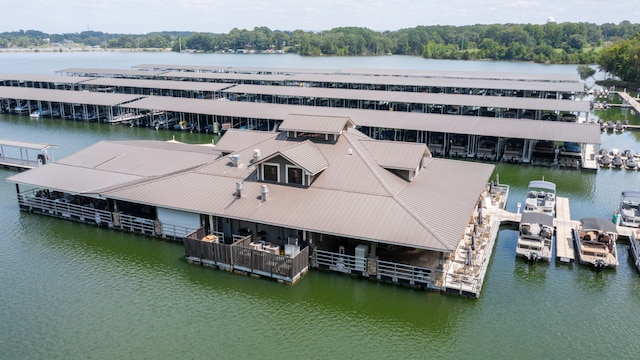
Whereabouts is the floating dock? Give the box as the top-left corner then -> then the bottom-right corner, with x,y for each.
554,196 -> 577,263
0,139 -> 56,170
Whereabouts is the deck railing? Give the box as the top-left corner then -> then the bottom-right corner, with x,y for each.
18,190 -> 197,240
18,193 -> 113,226
184,227 -> 309,284
315,249 -> 436,288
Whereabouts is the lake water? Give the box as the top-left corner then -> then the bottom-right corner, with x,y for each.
1,52 -> 639,359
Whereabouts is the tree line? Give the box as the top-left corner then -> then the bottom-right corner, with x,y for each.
1,22 -> 639,66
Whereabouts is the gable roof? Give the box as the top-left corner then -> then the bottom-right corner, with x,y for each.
268,140 -> 329,176
8,126 -> 493,253
360,139 -> 429,171
279,114 -> 354,135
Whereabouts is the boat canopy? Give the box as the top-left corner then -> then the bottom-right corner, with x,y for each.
621,190 -> 640,199
580,217 -> 617,234
528,180 -> 556,192
521,212 -> 554,227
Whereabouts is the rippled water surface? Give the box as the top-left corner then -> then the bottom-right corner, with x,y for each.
1,53 -> 640,359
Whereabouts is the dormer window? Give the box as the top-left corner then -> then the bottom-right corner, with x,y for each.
286,165 -> 303,185
263,163 -> 280,182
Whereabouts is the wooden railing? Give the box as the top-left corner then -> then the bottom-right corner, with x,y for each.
184,227 -> 309,284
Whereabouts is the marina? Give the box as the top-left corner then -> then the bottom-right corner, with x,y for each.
0,63 -> 604,171
2,53 -> 640,359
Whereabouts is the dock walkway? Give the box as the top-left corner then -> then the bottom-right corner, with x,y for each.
554,196 -> 576,263
0,139 -> 57,171
617,91 -> 640,115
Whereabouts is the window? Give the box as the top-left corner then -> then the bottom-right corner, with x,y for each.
263,163 -> 279,182
287,165 -> 303,185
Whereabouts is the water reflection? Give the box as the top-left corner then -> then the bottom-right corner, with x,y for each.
513,260 -> 549,284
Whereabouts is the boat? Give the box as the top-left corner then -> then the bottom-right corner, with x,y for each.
612,154 -> 623,168
599,153 -> 611,167
573,217 -> 618,271
523,180 -> 556,217
629,228 -> 640,273
617,191 -> 640,228
625,156 -> 637,169
516,212 -> 555,263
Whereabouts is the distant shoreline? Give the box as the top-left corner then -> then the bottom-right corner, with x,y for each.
0,47 -> 172,53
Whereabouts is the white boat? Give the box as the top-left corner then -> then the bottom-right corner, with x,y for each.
617,191 -> 640,228
516,212 -> 555,263
523,180 -> 556,217
629,228 -> 640,273
573,217 -> 618,271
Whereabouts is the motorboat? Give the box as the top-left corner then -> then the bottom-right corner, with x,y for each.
573,217 -> 618,271
516,212 -> 555,263
523,180 -> 556,217
599,153 -> 611,167
625,156 -> 637,169
617,191 -> 640,228
612,154 -> 623,168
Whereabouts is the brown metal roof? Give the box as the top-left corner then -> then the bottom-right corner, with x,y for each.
0,87 -> 143,106
360,140 -> 428,171
0,73 -> 94,84
155,70 -> 583,92
340,68 -> 580,82
82,78 -> 232,92
274,140 -> 329,175
279,114 -> 353,134
56,68 -> 167,77
223,84 -> 589,112
95,128 -> 493,251
0,139 -> 57,151
121,96 -> 600,144
8,126 -> 491,251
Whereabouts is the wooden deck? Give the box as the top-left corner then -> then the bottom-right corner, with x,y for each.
554,196 -> 576,263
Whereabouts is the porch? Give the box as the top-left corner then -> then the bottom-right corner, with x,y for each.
183,227 -> 310,284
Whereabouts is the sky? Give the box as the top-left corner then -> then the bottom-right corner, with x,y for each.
2,0 -> 638,34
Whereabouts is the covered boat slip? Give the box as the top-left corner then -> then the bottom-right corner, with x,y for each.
221,84 -> 589,118
68,64 -> 584,97
154,70 -> 583,95
119,95 -> 601,164
0,73 -> 93,90
0,87 -> 144,122
77,78 -> 233,99
0,139 -> 56,170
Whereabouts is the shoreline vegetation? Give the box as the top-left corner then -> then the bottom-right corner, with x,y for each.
2,23 -> 639,84
2,22 -> 639,63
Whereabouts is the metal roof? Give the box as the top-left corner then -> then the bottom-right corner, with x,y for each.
82,78 -> 233,92
0,73 -> 94,84
56,68 -> 168,77
223,84 -> 589,112
8,127 -> 492,252
273,140 -> 329,175
360,140 -> 428,171
155,70 -> 582,92
133,64 -> 339,75
121,96 -> 601,144
340,68 -> 580,82
0,87 -> 143,106
0,139 -> 57,151
279,114 -> 353,134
